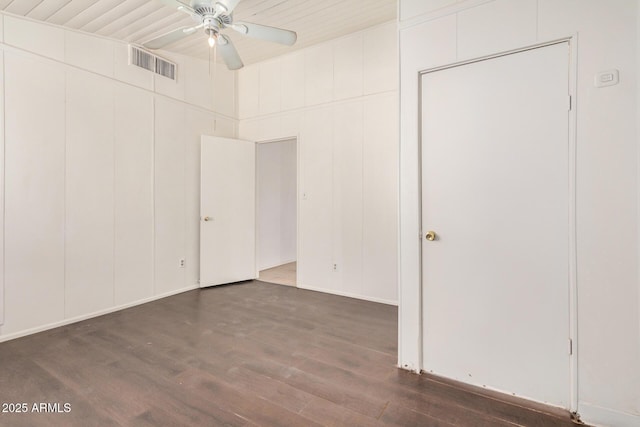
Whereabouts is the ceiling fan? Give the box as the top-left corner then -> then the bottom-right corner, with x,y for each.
143,0 -> 297,70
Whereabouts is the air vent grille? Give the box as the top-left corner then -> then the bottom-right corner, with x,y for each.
130,46 -> 155,72
129,45 -> 177,81
155,58 -> 176,80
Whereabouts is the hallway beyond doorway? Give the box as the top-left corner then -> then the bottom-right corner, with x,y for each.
259,262 -> 296,287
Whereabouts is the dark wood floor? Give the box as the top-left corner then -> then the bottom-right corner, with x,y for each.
0,281 -> 581,426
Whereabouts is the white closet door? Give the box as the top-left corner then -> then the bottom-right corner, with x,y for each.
200,136 -> 256,287
421,42 -> 571,407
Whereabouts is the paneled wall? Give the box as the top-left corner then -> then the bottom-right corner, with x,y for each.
65,69 -> 116,318
0,49 -> 4,326
4,51 -> 66,332
0,14 -> 236,339
398,1 -> 639,426
113,85 -> 154,305
239,21 -> 399,305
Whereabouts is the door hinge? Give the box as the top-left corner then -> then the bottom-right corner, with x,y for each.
569,338 -> 573,355
568,95 -> 572,111
570,411 -> 584,425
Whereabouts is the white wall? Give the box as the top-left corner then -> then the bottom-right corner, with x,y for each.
398,1 -> 639,426
0,14 -> 237,341
0,48 -> 3,326
238,21 -> 399,305
257,140 -> 297,271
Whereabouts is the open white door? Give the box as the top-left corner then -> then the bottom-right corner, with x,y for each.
200,136 -> 256,287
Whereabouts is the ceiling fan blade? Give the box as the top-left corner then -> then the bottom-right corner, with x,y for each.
143,26 -> 199,49
214,0 -> 242,15
155,0 -> 196,15
217,35 -> 244,70
231,22 -> 297,46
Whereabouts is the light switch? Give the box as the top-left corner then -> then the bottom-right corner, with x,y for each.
595,70 -> 619,88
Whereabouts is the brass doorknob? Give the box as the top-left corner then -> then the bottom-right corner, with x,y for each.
203,216 -> 212,222
425,231 -> 437,241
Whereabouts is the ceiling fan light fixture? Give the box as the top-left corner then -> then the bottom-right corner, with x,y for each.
205,25 -> 218,47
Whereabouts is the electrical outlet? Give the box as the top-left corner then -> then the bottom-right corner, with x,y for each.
333,263 -> 338,271
179,258 -> 185,268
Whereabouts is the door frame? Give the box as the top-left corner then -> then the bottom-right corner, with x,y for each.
417,37 -> 579,411
255,136 -> 300,285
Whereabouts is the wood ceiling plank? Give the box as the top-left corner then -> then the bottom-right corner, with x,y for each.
64,0 -> 127,29
311,3 -> 394,30
234,0 -> 291,19
272,0 -> 392,27
98,1 -> 164,36
81,0 -> 154,34
167,34 -> 206,54
179,42 -> 207,57
27,0 -> 74,21
109,5 -> 177,39
235,0 -> 340,23
4,0 -> 44,15
272,0 -> 393,27
45,0 -> 101,26
128,13 -> 195,45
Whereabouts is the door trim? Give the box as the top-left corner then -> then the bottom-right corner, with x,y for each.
417,37 -> 578,412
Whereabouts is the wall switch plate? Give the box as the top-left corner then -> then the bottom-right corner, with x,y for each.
595,69 -> 619,88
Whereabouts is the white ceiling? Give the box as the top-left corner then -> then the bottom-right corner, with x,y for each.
0,0 -> 397,66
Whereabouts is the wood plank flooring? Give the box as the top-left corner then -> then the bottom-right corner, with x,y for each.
0,281 -> 582,426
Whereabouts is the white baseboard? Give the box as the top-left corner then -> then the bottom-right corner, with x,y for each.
297,283 -> 398,306
579,402 -> 640,427
0,284 -> 199,343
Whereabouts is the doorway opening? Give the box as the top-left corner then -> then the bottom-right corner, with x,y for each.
256,138 -> 297,286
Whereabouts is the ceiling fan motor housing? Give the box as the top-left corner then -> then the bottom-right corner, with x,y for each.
194,3 -> 232,20
204,18 -> 220,36
195,3 -> 233,37
194,4 -> 218,16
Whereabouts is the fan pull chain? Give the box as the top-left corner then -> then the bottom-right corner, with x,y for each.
214,44 -> 218,84
209,43 -> 218,119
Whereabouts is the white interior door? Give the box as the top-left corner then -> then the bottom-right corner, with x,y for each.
421,42 -> 571,407
200,136 -> 256,287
